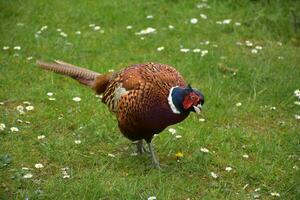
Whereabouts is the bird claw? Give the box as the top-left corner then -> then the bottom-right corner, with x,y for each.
135,140 -> 150,155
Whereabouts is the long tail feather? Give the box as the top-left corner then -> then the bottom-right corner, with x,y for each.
37,60 -> 101,86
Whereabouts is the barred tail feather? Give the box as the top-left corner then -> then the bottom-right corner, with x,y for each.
37,60 -> 101,86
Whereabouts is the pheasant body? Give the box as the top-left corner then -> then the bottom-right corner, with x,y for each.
37,60 -> 204,168
96,63 -> 188,142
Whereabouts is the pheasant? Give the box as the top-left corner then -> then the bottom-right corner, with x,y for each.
37,60 -> 205,168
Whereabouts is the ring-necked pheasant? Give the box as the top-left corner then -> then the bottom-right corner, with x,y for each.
37,60 -> 205,168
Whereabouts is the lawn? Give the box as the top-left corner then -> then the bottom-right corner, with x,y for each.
0,0 -> 300,199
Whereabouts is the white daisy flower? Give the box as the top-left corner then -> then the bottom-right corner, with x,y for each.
10,127 -> 19,132
201,50 -> 208,57
243,154 -> 249,159
236,102 -> 242,107
243,184 -> 249,190
13,46 -> 21,50
63,174 -> 70,179
40,25 -> 48,31
197,3 -> 210,9
48,98 -> 56,101
25,106 -> 34,111
180,48 -> 190,53
255,46 -> 263,50
126,25 -> 132,29
94,26 -> 100,30
270,192 -> 280,197
56,28 -> 62,32
27,56 -> 33,60
89,24 -> 95,27
108,153 -> 116,158
200,14 -> 208,19
199,118 -> 205,122
146,15 -> 154,19
294,89 -> 300,97
251,49 -> 258,54
168,128 -> 177,134
60,32 -> 67,37
23,173 -> 33,179
148,196 -> 156,200
37,135 -> 46,140
225,166 -> 232,172
216,21 -> 222,24
47,92 -> 53,96
255,188 -> 261,192
23,101 -> 31,105
157,46 -> 165,51
72,97 -> 81,102
295,115 -> 300,120
3,46 -> 9,50
175,135 -> 182,139
35,163 -> 44,169
168,25 -> 174,29
74,140 -> 81,144
211,172 -> 218,178
135,27 -> 156,35
193,49 -> 201,53
222,19 -> 231,24
75,31 -> 81,35
294,101 -> 300,105
245,40 -> 253,47
235,22 -> 241,26
0,123 -> 6,131
200,147 -> 209,153
190,18 -> 198,24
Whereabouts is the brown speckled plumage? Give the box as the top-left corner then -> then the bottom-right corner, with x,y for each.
37,60 -> 204,168
96,62 -> 187,142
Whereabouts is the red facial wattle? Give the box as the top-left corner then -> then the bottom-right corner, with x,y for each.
183,92 -> 201,109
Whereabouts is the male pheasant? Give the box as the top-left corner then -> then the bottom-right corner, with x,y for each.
37,60 -> 205,168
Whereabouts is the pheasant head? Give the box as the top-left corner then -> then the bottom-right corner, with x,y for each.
168,84 -> 204,114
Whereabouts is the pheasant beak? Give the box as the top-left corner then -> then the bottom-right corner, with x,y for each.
193,104 -> 202,114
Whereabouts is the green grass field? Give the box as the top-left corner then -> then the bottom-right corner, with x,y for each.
1,0 -> 300,199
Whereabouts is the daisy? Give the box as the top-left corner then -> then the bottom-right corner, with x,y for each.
225,166 -> 232,172
23,173 -> 33,179
10,127 -> 19,132
157,46 -> 165,51
72,97 -> 81,102
168,128 -> 177,134
35,163 -> 44,169
211,172 -> 218,178
0,123 -> 5,131
190,18 -> 198,24
200,147 -> 209,153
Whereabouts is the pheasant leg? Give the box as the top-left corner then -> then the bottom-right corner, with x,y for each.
136,140 -> 147,154
147,142 -> 161,169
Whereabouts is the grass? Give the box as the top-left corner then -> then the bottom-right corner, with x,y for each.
0,0 -> 300,199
